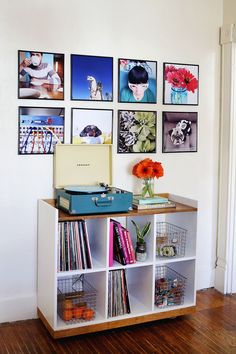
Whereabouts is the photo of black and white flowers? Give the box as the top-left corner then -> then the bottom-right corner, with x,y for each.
118,110 -> 156,153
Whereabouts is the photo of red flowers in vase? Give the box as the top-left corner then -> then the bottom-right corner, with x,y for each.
163,63 -> 199,105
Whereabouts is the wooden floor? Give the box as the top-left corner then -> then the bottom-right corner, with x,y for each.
0,289 -> 236,354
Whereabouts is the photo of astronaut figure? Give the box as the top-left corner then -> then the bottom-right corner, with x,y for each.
71,54 -> 113,101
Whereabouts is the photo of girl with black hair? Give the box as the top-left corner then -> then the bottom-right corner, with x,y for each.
119,59 -> 157,103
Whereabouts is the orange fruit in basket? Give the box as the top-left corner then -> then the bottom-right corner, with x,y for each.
82,308 -> 95,320
62,299 -> 73,310
62,309 -> 73,321
73,305 -> 86,319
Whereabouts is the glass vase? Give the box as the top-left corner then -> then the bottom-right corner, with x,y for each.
135,242 -> 147,262
171,87 -> 187,104
141,178 -> 154,198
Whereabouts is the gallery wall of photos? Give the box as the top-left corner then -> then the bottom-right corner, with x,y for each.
18,50 -> 199,155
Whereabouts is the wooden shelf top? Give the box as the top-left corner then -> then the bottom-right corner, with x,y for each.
43,193 -> 197,221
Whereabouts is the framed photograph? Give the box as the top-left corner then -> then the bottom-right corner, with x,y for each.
163,62 -> 199,105
71,108 -> 113,144
118,58 -> 157,103
18,50 -> 64,100
162,111 -> 198,153
18,106 -> 65,155
71,54 -> 113,101
118,110 -> 156,153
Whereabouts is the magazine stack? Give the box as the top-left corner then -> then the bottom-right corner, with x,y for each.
109,219 -> 136,266
132,195 -> 176,210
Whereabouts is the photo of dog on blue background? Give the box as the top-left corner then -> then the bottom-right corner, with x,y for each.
71,108 -> 113,144
162,111 -> 197,153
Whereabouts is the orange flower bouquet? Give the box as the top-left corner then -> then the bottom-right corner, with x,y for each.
132,158 -> 164,198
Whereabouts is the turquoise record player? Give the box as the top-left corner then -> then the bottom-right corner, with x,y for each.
54,144 -> 133,215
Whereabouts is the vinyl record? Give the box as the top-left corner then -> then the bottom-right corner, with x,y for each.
64,185 -> 108,193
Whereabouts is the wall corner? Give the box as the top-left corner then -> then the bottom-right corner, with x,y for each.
220,24 -> 236,44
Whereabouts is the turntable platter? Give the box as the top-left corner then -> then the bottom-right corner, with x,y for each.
64,185 -> 109,193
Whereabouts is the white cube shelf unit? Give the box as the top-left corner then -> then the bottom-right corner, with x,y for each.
37,193 -> 197,338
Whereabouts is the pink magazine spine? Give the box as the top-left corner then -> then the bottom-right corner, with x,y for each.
109,220 -> 114,267
121,227 -> 133,264
116,221 -> 130,264
126,230 -> 136,263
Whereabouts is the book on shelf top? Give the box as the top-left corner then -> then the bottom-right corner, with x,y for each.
132,201 -> 176,210
133,195 -> 169,205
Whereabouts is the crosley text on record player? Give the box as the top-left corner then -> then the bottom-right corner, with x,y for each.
54,145 -> 133,215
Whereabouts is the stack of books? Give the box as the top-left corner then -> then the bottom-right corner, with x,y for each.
109,219 -> 136,266
132,195 -> 176,210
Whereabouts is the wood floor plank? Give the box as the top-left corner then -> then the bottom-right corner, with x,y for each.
0,289 -> 235,354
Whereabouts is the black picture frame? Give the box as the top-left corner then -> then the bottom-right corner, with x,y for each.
18,106 -> 65,155
162,111 -> 198,153
118,58 -> 157,103
163,62 -> 199,106
117,110 -> 157,153
18,50 -> 64,100
71,108 -> 113,144
71,54 -> 113,101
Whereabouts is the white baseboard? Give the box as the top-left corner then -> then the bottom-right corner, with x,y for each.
196,265 -> 215,291
215,259 -> 227,294
0,295 -> 37,323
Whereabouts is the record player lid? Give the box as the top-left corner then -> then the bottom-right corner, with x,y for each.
54,144 -> 112,189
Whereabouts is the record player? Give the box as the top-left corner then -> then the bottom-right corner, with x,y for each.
54,144 -> 133,215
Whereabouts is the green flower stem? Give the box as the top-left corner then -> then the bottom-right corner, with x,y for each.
141,178 -> 154,198
148,181 -> 154,198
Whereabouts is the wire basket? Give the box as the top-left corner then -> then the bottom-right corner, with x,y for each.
155,266 -> 186,308
57,275 -> 96,324
156,222 -> 187,257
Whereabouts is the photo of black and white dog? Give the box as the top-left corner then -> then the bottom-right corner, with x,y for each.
79,124 -> 103,144
71,108 -> 113,145
169,120 -> 192,146
162,112 -> 197,153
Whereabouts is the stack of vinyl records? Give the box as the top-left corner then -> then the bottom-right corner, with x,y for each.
58,220 -> 93,271
108,269 -> 130,317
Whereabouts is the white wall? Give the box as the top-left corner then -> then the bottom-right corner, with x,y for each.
224,0 -> 236,24
0,0 -> 222,322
